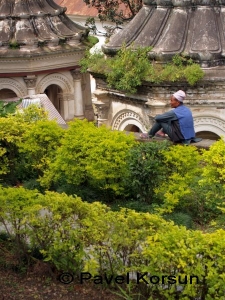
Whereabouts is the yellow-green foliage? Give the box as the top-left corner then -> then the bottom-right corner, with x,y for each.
155,140 -> 225,225
1,186 -> 225,298
0,106 -> 63,184
41,119 -> 135,195
0,115 -> 25,176
201,139 -> 225,185
18,120 -> 63,176
80,47 -> 204,94
155,144 -> 202,214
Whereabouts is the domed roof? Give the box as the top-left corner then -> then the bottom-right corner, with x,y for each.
0,0 -> 88,55
102,0 -> 225,67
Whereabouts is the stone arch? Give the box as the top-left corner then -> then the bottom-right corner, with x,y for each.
36,73 -> 73,94
194,116 -> 225,139
112,110 -> 146,132
0,78 -> 27,97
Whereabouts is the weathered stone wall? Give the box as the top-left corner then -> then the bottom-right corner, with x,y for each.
92,68 -> 225,139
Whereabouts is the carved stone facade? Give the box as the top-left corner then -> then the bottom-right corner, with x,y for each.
92,70 -> 225,139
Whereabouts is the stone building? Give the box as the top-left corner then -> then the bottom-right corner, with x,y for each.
0,0 -> 94,122
92,0 -> 225,140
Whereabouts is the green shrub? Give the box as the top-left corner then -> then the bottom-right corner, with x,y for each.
1,186 -> 225,298
126,140 -> 170,203
155,141 -> 225,226
0,107 -> 62,185
40,119 -> 135,201
163,212 -> 193,229
80,46 -> 204,94
0,99 -> 22,117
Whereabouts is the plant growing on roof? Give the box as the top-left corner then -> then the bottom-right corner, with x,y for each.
80,46 -> 204,94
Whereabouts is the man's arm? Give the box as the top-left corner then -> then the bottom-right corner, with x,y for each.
155,110 -> 177,123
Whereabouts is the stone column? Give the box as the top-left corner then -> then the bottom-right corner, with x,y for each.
81,72 -> 95,121
23,75 -> 37,96
70,69 -> 84,119
92,89 -> 110,127
59,93 -> 75,121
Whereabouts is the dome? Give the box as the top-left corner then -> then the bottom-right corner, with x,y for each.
0,0 -> 88,56
102,0 -> 225,67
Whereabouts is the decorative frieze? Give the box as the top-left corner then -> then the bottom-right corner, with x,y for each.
36,73 -> 73,94
194,117 -> 225,131
0,78 -> 27,97
112,110 -> 145,131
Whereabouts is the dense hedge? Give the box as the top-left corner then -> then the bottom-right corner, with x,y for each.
0,108 -> 225,227
1,186 -> 225,299
2,107 -> 225,298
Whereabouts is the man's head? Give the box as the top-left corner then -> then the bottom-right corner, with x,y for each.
170,90 -> 186,108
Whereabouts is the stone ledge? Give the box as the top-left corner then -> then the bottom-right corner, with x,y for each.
132,132 -> 216,149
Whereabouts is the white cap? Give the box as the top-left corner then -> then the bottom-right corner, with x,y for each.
173,90 -> 186,102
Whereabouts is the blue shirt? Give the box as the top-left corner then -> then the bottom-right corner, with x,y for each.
173,105 -> 195,139
154,104 -> 195,140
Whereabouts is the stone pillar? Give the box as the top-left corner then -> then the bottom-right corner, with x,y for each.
81,72 -> 95,121
92,89 -> 110,127
71,69 -> 84,119
23,75 -> 37,96
58,92 -> 75,121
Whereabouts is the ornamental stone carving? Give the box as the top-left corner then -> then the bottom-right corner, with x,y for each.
0,78 -> 27,97
23,76 -> 37,88
194,117 -> 225,130
194,116 -> 225,138
36,73 -> 73,94
112,110 -> 145,131
71,69 -> 82,81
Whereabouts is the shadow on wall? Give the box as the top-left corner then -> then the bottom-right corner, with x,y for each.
196,131 -> 220,141
0,89 -> 17,99
124,124 -> 141,132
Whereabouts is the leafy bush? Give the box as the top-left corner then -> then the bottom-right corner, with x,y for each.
80,49 -> 107,74
156,141 -> 225,226
83,35 -> 99,48
164,212 -> 193,229
80,46 -> 204,93
0,99 -> 22,117
0,106 -> 62,185
126,140 -> 170,203
40,119 -> 135,201
18,119 -> 63,178
106,45 -> 152,94
1,186 -> 225,299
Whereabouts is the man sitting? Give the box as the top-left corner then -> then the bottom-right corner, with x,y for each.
141,90 -> 201,144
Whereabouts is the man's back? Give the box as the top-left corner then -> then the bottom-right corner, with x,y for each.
174,105 -> 195,139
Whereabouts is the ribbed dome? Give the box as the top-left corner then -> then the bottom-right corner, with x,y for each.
0,0 -> 88,55
102,0 -> 225,67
